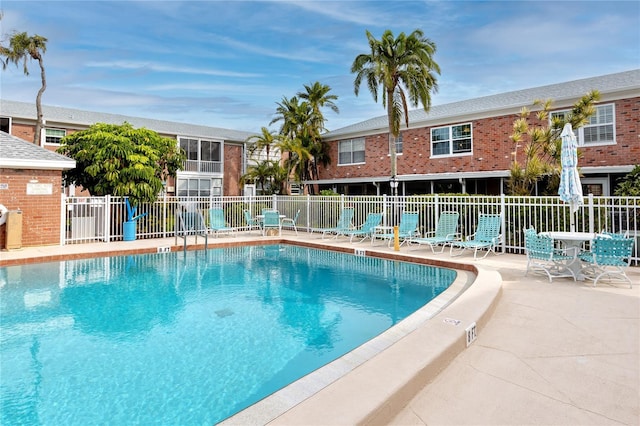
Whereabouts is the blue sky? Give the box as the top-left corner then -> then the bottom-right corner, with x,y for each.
1,1 -> 638,133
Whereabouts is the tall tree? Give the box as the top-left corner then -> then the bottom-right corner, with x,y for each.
57,122 -> 185,205
298,82 -> 338,184
297,81 -> 339,133
0,31 -> 48,145
351,29 -> 440,194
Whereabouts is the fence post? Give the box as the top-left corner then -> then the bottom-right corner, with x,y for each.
104,195 -> 111,242
162,192 -> 167,239
60,193 -> 66,245
272,194 -> 278,211
588,193 -> 595,233
500,194 -> 506,253
382,194 -> 388,227
306,194 -> 311,232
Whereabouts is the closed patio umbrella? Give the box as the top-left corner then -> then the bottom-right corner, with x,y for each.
558,123 -> 583,231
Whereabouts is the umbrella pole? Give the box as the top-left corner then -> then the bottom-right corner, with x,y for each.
570,210 -> 576,232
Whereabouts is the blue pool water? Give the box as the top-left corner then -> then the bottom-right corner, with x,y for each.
0,244 -> 456,425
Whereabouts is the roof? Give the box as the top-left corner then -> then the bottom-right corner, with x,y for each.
325,69 -> 640,138
0,100 -> 256,143
0,131 -> 76,170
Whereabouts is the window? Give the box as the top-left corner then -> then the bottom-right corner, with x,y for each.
583,104 -> 614,145
179,137 -> 222,173
200,139 -> 221,162
44,128 -> 66,145
338,138 -> 365,165
177,177 -> 222,197
431,123 -> 472,156
180,138 -> 199,161
389,133 -> 403,155
0,117 -> 10,133
551,104 -> 615,146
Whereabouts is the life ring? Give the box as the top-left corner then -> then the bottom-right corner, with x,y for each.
0,204 -> 7,226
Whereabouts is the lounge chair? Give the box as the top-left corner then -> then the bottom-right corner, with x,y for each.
243,209 -> 261,233
262,210 -> 282,236
371,211 -> 420,247
579,234 -> 634,287
281,209 -> 301,235
409,211 -> 460,253
523,227 -> 576,282
311,207 -> 355,239
339,212 -> 383,243
450,213 -> 502,259
208,208 -> 236,237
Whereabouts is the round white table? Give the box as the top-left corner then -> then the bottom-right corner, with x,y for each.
541,232 -> 596,280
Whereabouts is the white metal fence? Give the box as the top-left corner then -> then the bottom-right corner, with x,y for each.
62,194 -> 640,264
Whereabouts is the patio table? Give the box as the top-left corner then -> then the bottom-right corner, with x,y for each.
541,231 -> 596,280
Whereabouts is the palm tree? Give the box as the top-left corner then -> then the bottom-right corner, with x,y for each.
298,81 -> 339,133
351,29 -> 440,194
275,135 -> 312,187
241,159 -> 282,194
298,82 -> 339,186
246,127 -> 280,162
0,31 -> 48,145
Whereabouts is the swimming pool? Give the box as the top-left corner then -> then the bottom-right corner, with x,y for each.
0,244 -> 456,424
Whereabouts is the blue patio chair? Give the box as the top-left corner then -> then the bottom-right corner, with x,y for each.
243,209 -> 261,233
339,212 -> 383,243
523,227 -> 576,282
208,208 -> 236,237
280,209 -> 301,236
311,207 -> 355,239
261,210 -> 282,236
450,213 -> 502,259
579,234 -> 634,288
410,211 -> 460,253
372,211 -> 420,247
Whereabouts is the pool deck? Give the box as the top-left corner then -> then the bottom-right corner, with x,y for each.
1,232 -> 638,425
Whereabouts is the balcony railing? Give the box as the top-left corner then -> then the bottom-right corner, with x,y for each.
182,160 -> 222,174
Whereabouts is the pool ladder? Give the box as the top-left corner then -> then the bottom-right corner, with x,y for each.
174,208 -> 209,252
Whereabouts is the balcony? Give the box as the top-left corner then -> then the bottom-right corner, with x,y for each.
182,160 -> 222,174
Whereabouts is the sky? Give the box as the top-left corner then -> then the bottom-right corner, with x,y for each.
1,0 -> 638,134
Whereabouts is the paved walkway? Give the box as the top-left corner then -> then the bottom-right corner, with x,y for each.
1,235 -> 638,425
392,253 -> 639,426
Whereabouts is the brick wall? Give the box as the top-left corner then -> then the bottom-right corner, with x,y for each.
0,168 -> 63,248
320,97 -> 640,180
224,144 -> 243,196
581,97 -> 639,167
9,122 -> 35,143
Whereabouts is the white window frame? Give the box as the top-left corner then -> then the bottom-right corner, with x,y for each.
179,137 -> 222,162
430,123 -> 473,157
581,177 -> 610,196
43,128 -> 66,146
551,103 -> 615,146
338,138 -> 365,165
176,177 -> 223,197
388,132 -> 403,156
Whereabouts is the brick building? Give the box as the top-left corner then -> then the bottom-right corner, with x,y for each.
0,131 -> 75,248
0,101 -> 256,198
313,69 -> 639,196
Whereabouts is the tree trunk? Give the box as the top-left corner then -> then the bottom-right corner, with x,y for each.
387,90 -> 398,195
34,57 -> 47,146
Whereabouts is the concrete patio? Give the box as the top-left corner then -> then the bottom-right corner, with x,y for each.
1,232 -> 638,425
